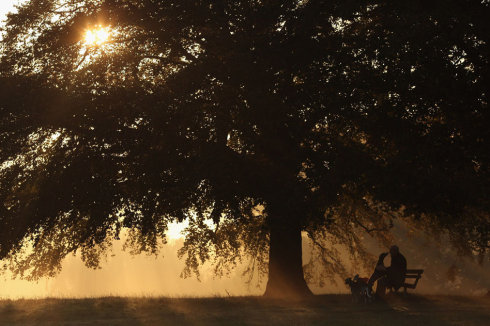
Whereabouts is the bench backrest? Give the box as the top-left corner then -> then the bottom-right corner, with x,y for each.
403,269 -> 424,291
406,269 -> 424,275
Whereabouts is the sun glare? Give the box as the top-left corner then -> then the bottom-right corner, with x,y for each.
167,220 -> 189,240
84,27 -> 110,46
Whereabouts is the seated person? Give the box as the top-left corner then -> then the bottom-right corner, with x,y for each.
368,245 -> 407,296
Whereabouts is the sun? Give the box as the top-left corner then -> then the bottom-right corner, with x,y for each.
84,26 -> 111,46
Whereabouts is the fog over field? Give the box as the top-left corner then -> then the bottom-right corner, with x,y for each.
1,220 -> 488,299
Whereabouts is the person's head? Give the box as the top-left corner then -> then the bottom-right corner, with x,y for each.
389,245 -> 400,256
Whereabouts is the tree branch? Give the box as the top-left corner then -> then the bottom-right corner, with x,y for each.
353,218 -> 393,234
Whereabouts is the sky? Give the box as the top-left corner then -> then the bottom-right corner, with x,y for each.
0,0 -> 19,23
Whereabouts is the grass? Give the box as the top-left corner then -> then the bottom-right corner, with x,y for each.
0,294 -> 488,325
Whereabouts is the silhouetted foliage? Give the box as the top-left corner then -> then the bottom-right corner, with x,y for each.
0,1 -> 488,297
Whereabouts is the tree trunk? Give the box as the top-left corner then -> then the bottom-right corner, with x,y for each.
263,218 -> 313,299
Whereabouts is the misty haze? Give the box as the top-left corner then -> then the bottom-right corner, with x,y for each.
2,221 -> 488,299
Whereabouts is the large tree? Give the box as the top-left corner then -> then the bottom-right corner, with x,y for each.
0,0 -> 488,297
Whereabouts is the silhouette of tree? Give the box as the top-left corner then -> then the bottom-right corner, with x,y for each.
0,0 -> 488,297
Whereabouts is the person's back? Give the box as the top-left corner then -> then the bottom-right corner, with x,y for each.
387,247 -> 406,290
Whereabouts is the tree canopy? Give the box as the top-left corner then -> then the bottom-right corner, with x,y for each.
0,0 -> 488,297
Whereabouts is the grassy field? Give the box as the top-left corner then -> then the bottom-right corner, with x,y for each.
0,294 -> 488,326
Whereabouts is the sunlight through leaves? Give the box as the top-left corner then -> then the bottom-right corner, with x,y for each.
84,26 -> 111,46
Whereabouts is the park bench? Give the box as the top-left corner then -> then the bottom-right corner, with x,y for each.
399,269 -> 424,293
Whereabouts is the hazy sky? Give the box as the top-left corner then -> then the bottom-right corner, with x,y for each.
0,0 -> 19,23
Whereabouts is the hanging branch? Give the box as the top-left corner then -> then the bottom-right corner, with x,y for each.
353,218 -> 393,234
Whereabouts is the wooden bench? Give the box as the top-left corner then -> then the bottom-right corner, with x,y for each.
400,269 -> 424,293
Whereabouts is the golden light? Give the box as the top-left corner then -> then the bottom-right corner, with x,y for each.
84,26 -> 110,46
167,220 -> 188,240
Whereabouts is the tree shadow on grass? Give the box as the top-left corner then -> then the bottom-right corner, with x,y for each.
0,297 -> 143,326
311,294 -> 454,326
1,295 -> 489,326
